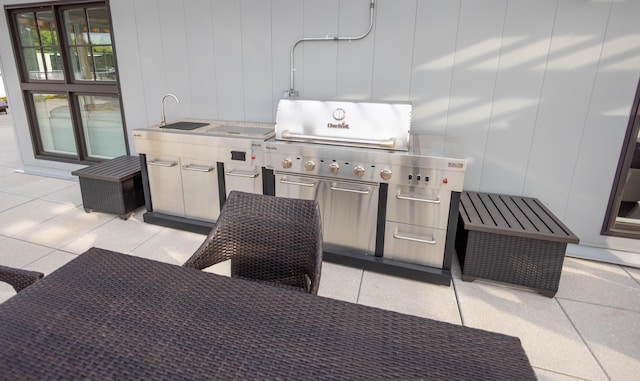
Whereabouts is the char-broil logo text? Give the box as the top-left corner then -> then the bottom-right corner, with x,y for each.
327,121 -> 350,129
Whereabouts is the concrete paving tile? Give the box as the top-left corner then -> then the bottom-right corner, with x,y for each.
534,367 -> 590,380
0,172 -> 45,192
62,216 -> 164,254
0,237 -> 55,268
0,191 -> 30,212
0,282 -> 16,304
23,250 -> 78,275
3,176 -> 77,199
0,199 -> 75,236
317,262 -> 362,303
14,205 -> 114,249
130,227 -> 206,265
558,299 -> 640,381
557,257 -> 640,312
358,271 -> 462,324
454,278 -> 608,380
624,265 -> 640,285
39,182 -> 83,206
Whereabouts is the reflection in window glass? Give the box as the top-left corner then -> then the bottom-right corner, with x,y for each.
64,6 -> 115,82
32,94 -> 77,155
78,95 -> 126,158
16,11 -> 63,80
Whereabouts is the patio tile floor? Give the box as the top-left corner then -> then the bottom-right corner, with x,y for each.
1,112 -> 638,380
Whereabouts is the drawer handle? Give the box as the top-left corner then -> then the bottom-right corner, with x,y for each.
393,230 -> 436,245
280,178 -> 317,187
183,164 -> 214,172
331,183 -> 371,194
396,193 -> 440,204
147,160 -> 177,167
225,170 -> 259,178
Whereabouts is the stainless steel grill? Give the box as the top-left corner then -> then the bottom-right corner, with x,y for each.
264,99 -> 467,281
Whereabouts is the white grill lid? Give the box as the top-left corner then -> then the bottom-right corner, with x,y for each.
275,99 -> 411,151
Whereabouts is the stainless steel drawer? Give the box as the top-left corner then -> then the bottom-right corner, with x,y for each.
383,222 -> 446,267
180,158 -> 220,222
385,184 -> 451,229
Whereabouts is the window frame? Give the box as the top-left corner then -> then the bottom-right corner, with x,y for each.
5,0 -> 127,164
602,77 -> 640,239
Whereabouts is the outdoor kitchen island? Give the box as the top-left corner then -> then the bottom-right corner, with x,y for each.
134,100 -> 467,285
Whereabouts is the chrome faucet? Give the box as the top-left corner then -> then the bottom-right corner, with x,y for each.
161,93 -> 179,126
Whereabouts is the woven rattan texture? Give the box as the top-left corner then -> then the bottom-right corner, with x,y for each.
0,265 -> 43,293
184,191 -> 323,294
0,248 -> 535,380
459,230 -> 566,296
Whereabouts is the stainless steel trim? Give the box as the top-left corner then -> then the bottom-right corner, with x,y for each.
393,229 -> 436,245
396,192 -> 441,204
225,169 -> 259,178
182,164 -> 214,172
330,183 -> 371,195
282,130 -> 396,149
280,178 -> 317,187
147,160 -> 177,167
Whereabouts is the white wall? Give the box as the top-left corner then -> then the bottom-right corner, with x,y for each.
1,0 -> 639,263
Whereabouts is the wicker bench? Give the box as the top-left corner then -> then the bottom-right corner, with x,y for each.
456,191 -> 579,297
71,156 -> 145,220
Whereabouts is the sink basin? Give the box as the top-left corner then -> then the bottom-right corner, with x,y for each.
160,121 -> 208,130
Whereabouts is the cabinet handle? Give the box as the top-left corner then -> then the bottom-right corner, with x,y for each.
330,183 -> 371,194
393,230 -> 436,245
183,164 -> 214,172
147,160 -> 177,167
279,178 -> 317,187
225,170 -> 259,178
396,192 -> 440,204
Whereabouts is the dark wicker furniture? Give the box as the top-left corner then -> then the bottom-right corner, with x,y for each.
184,191 -> 323,294
456,191 -> 580,297
71,155 -> 145,220
0,265 -> 43,293
0,248 -> 536,380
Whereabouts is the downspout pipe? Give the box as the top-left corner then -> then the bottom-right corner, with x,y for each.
288,0 -> 375,97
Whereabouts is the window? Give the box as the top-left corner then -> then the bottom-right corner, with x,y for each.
602,78 -> 640,239
7,1 -> 127,163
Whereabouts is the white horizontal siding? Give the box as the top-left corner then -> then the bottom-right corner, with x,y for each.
1,0 -> 639,260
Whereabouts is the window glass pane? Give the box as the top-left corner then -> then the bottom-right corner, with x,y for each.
16,13 -> 39,46
93,46 -> 115,80
32,93 -> 77,155
22,47 -> 45,80
36,11 -> 58,46
78,95 -> 126,158
64,9 -> 88,45
69,46 -> 95,81
87,7 -> 111,45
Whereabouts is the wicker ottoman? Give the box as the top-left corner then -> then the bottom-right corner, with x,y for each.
72,156 -> 145,220
455,192 -> 579,297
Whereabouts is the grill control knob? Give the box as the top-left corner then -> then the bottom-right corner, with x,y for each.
353,165 -> 365,177
282,158 -> 293,169
328,162 -> 340,174
380,168 -> 392,181
304,161 -> 316,171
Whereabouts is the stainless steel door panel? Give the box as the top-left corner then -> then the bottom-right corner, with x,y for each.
386,185 -> 451,229
383,222 -> 446,267
224,164 -> 262,196
146,155 -> 184,216
275,174 -> 319,200
323,180 -> 379,252
180,158 -> 220,222
275,173 -> 378,253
